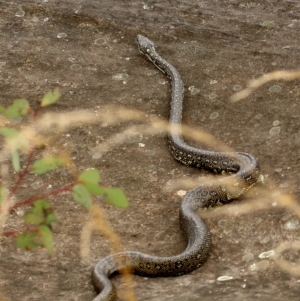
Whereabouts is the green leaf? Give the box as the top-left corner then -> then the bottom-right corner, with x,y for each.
38,225 -> 54,254
72,184 -> 92,209
78,169 -> 100,184
11,148 -> 20,172
0,127 -> 30,171
16,232 -> 41,251
24,211 -> 45,225
0,127 -> 19,138
32,157 -> 70,174
24,202 -> 46,225
104,188 -> 128,208
0,127 -> 30,152
24,200 -> 59,226
40,88 -> 61,107
79,169 -> 104,196
4,99 -> 29,119
34,199 -> 51,210
45,212 -> 59,225
83,182 -> 105,196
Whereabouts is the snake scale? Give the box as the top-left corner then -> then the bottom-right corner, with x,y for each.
92,35 -> 261,301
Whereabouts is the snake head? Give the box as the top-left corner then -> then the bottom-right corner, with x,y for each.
137,35 -> 155,55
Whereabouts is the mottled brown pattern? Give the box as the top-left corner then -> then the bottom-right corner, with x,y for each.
91,35 -> 261,301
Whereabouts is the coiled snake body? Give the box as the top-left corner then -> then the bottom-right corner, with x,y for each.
92,35 -> 261,301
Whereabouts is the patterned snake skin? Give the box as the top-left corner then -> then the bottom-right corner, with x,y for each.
91,35 -> 261,301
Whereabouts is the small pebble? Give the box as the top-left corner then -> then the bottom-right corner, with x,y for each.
188,86 -> 201,95
269,85 -> 281,93
94,38 -> 106,45
31,182 -> 40,189
209,93 -> 217,100
177,190 -> 187,197
218,219 -> 227,228
146,165 -> 156,171
269,126 -> 281,135
217,276 -> 233,281
210,112 -> 219,120
15,11 -> 25,17
233,85 -> 242,91
249,260 -> 269,271
145,70 -> 157,76
258,250 -> 275,259
70,64 -> 82,71
253,73 -> 264,79
92,153 -> 102,159
242,253 -> 254,262
284,219 -> 300,230
129,132 -> 143,142
112,73 -> 128,81
145,150 -> 155,156
254,114 -> 263,120
57,32 -> 67,38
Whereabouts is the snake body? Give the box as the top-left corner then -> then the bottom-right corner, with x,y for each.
92,35 -> 261,301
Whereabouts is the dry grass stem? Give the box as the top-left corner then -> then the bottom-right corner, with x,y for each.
230,69 -> 300,102
274,241 -> 300,277
95,115 -> 233,156
81,205 -> 137,301
0,162 -> 15,236
37,106 -> 146,131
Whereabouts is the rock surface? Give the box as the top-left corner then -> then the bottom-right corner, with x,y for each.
1,1 -> 300,301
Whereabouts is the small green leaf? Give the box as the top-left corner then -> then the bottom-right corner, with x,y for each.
4,99 -> 30,119
38,225 -> 54,254
24,200 -> 59,226
45,212 -> 59,225
11,148 -> 20,172
72,184 -> 92,209
0,127 -> 19,138
24,212 -> 45,225
32,157 -> 70,174
104,188 -> 128,208
79,169 -> 103,196
34,199 -> 51,210
78,169 -> 100,184
24,200 -> 46,225
83,182 -> 105,196
16,232 -> 41,250
0,127 -> 30,153
0,127 -> 30,171
40,88 -> 61,107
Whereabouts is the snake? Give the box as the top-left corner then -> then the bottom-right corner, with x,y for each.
91,35 -> 262,301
